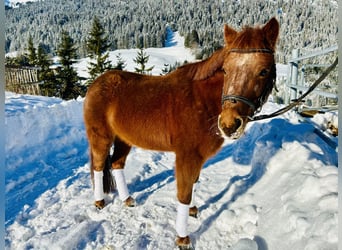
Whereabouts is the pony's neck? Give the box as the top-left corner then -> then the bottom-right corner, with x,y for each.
195,70 -> 224,117
185,48 -> 226,81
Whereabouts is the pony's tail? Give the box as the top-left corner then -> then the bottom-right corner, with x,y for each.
90,153 -> 116,194
103,155 -> 116,193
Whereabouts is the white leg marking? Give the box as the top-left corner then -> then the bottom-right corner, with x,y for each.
94,170 -> 104,201
176,202 -> 189,238
112,169 -> 130,201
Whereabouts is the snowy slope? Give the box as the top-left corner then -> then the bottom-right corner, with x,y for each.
5,32 -> 338,250
73,31 -> 194,79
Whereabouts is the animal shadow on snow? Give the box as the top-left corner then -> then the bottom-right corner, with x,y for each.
129,168 -> 175,205
193,118 -> 337,246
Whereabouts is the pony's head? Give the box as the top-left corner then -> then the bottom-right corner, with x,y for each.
218,18 -> 279,139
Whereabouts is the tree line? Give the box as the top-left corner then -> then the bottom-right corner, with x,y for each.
5,0 -> 337,63
6,16 -> 158,100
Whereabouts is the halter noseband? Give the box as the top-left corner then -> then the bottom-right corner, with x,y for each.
221,95 -> 256,112
221,48 -> 275,116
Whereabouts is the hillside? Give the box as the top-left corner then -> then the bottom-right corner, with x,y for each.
5,0 -> 337,63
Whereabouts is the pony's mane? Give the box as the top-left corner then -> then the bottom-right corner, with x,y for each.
176,48 -> 226,81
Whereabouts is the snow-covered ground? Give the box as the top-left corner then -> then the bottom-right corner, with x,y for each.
5,32 -> 338,250
73,31 -> 194,79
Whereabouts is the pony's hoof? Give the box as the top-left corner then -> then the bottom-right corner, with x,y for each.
176,236 -> 192,249
124,196 -> 136,207
95,199 -> 105,209
189,206 -> 199,218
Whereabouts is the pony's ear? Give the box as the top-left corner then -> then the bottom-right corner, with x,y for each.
262,17 -> 279,49
224,24 -> 237,45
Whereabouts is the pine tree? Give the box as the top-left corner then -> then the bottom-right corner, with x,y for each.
133,48 -> 154,75
161,63 -> 170,75
161,62 -> 182,75
86,16 -> 112,83
184,30 -> 200,49
113,53 -> 126,70
36,44 -> 56,96
26,35 -> 37,66
6,54 -> 29,67
56,30 -> 84,100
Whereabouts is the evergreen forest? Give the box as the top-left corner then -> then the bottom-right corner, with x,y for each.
5,0 -> 338,63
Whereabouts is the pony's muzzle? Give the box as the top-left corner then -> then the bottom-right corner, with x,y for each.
218,115 -> 245,139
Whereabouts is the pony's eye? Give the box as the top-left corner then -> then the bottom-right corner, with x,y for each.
259,69 -> 269,77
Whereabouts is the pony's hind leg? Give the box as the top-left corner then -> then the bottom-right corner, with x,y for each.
111,137 -> 135,207
85,119 -> 116,209
90,139 -> 113,209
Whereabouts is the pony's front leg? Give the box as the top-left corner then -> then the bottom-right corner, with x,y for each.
175,153 -> 204,249
175,201 -> 191,248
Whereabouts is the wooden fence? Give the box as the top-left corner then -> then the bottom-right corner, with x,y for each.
5,66 -> 42,95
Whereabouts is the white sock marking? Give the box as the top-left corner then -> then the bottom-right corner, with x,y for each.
94,170 -> 104,201
112,169 -> 130,201
176,202 -> 189,238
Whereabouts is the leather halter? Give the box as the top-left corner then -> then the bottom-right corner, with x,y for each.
221,48 -> 275,114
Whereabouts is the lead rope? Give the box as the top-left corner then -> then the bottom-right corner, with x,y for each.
250,57 -> 338,122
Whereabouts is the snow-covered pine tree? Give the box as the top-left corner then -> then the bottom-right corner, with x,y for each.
86,16 -> 112,83
56,30 -> 84,100
113,53 -> 126,70
133,47 -> 154,75
37,44 -> 56,97
26,35 -> 37,66
184,30 -> 200,49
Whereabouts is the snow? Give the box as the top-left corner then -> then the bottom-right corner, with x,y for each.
73,31 -> 194,79
5,0 -> 40,8
5,31 -> 338,250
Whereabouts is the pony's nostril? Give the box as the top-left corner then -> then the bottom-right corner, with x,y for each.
222,126 -> 231,136
235,118 -> 243,129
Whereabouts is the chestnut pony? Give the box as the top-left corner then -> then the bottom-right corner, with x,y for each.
84,18 -> 279,248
